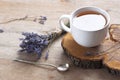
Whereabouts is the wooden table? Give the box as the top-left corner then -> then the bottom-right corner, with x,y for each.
0,0 -> 120,80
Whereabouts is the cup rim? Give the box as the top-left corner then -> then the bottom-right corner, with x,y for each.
71,6 -> 110,32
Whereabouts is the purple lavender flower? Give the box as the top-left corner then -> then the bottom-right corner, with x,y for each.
0,29 -> 4,33
38,16 -> 47,24
45,50 -> 49,60
40,16 -> 47,20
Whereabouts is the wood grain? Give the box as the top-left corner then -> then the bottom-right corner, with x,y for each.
0,0 -> 120,80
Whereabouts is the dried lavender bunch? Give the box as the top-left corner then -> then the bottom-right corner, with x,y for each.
19,31 -> 62,59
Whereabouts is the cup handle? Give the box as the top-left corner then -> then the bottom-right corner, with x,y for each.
59,15 -> 71,32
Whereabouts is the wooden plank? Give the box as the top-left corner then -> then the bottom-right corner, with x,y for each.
0,0 -> 120,80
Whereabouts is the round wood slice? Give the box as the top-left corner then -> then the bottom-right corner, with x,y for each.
61,33 -> 115,68
61,24 -> 120,74
103,24 -> 120,75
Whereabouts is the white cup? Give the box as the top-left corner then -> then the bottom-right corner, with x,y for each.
59,6 -> 110,47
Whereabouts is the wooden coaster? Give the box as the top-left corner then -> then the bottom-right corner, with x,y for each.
103,24 -> 120,75
62,24 -> 120,75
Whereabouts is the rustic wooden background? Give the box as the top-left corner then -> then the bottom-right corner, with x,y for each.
0,0 -> 120,80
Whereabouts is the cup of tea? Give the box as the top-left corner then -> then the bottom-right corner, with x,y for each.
59,6 -> 110,47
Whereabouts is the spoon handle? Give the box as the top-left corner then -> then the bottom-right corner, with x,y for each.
14,59 -> 57,68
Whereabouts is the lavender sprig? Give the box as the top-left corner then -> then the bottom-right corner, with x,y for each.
0,15 -> 47,25
0,29 -> 4,33
45,50 -> 49,60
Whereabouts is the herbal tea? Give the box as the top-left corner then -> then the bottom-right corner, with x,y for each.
73,11 -> 107,31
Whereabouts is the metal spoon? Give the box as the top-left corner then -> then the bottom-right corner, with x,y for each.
14,59 -> 69,72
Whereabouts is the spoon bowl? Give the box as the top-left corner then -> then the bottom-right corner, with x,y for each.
57,63 -> 69,71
